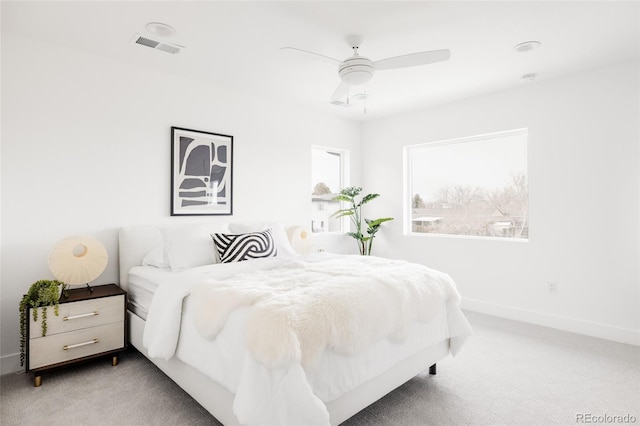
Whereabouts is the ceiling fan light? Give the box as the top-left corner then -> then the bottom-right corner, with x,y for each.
342,70 -> 373,85
339,56 -> 375,85
352,93 -> 369,101
330,100 -> 352,108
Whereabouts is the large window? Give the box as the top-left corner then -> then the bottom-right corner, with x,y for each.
405,129 -> 528,240
311,146 -> 348,233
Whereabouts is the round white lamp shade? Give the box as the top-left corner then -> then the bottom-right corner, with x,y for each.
286,226 -> 312,255
48,236 -> 108,285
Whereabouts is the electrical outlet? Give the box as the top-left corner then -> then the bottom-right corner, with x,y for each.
317,248 -> 325,253
547,281 -> 558,295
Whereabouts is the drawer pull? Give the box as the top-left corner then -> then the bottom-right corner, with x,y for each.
63,339 -> 98,350
63,311 -> 98,321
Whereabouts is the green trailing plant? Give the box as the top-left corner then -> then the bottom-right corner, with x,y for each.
19,279 -> 66,367
332,186 -> 394,256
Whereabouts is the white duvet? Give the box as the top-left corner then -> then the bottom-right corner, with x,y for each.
142,253 -> 472,426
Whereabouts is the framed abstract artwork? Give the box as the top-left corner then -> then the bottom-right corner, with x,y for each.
171,127 -> 233,216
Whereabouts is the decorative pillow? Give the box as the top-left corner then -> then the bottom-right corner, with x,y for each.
229,222 -> 297,258
211,229 -> 277,263
160,223 -> 229,271
141,245 -> 170,269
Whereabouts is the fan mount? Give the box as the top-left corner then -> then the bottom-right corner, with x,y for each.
338,35 -> 374,86
345,34 -> 364,49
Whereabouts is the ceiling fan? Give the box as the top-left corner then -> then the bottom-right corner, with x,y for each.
281,35 -> 451,105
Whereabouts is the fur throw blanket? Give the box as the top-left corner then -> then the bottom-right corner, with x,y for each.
191,254 -> 459,369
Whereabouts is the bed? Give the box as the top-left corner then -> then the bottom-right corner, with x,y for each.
118,223 -> 472,425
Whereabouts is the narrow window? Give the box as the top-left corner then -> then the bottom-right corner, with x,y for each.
311,146 -> 349,233
405,129 -> 528,240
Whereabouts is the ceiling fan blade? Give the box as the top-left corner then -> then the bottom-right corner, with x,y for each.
330,82 -> 349,102
374,49 -> 451,71
280,47 -> 341,66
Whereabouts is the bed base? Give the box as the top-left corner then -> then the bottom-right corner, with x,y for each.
128,310 -> 449,425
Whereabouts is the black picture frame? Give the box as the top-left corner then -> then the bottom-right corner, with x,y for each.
171,127 -> 233,216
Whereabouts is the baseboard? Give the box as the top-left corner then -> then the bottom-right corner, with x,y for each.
0,352 -> 22,376
461,298 -> 640,347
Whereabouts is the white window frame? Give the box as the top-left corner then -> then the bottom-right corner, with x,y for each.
311,145 -> 350,234
403,128 -> 529,241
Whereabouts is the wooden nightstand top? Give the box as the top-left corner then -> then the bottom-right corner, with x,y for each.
59,284 -> 125,304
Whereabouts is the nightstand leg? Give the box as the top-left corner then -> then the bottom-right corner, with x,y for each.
112,356 -> 118,366
34,375 -> 42,387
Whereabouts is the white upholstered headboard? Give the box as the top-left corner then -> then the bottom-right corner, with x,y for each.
118,225 -> 163,291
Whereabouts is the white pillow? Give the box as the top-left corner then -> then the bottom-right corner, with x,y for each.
228,222 -> 298,258
160,223 -> 230,271
141,245 -> 170,269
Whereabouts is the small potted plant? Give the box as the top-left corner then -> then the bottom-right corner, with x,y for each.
19,279 -> 66,367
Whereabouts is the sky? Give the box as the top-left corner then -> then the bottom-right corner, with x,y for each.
409,130 -> 528,202
311,147 -> 342,193
310,130 -> 527,201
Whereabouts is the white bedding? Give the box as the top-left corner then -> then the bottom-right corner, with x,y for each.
127,267 -> 166,319
140,253 -> 472,426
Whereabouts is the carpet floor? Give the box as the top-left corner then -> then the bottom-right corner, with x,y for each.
1,311 -> 638,425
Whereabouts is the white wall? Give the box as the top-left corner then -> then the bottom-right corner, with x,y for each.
2,32 -> 637,376
362,60 -> 640,345
0,33 -> 361,373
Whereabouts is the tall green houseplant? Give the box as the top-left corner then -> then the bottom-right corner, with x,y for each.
332,186 -> 393,256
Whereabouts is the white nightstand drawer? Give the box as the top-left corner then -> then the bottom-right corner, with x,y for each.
29,295 -> 124,337
29,322 -> 124,369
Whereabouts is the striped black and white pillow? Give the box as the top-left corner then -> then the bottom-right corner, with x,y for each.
211,229 -> 277,263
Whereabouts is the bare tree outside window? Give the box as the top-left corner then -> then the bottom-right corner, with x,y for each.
313,182 -> 332,195
412,194 -> 426,208
406,129 -> 528,240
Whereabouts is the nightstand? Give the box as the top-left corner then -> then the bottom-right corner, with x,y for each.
26,284 -> 126,387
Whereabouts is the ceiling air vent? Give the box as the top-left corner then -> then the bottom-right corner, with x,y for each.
132,34 -> 183,54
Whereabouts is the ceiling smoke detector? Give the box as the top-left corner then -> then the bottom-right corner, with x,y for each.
521,73 -> 537,82
514,41 -> 541,53
145,22 -> 176,37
